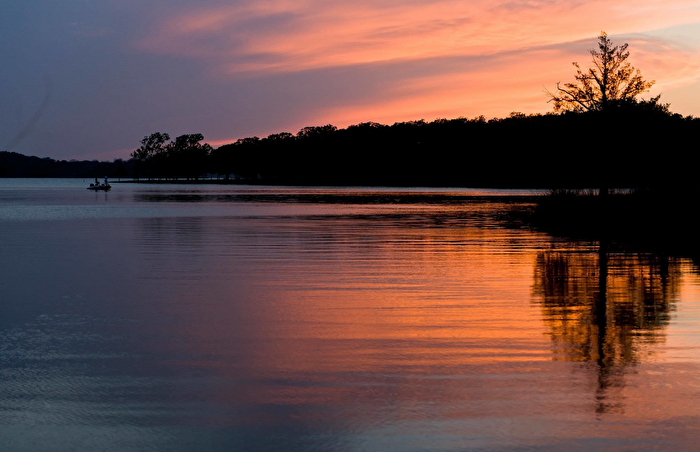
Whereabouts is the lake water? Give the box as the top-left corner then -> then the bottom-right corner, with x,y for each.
2,179 -> 700,451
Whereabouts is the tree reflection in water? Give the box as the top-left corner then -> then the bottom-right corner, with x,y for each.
532,243 -> 681,415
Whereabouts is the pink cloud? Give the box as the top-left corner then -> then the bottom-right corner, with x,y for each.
134,0 -> 700,139
138,0 -> 700,72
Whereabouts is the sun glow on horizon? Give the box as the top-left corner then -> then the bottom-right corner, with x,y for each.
3,0 -> 700,160
131,0 -> 700,152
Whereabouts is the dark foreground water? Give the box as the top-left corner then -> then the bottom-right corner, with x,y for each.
2,179 -> 700,451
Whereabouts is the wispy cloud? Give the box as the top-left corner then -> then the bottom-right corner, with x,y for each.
132,0 -> 700,135
137,0 -> 700,75
4,0 -> 700,159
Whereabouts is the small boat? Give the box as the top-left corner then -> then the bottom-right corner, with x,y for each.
87,183 -> 111,191
88,177 -> 111,191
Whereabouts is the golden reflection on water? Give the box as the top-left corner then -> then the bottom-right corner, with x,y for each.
134,214 -> 554,415
532,245 -> 682,414
126,207 -> 700,448
5,186 -> 700,450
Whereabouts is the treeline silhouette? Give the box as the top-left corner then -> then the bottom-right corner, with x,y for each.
0,152 -> 131,178
2,102 -> 699,187
210,102 -> 700,187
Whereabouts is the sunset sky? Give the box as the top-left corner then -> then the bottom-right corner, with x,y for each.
1,0 -> 700,160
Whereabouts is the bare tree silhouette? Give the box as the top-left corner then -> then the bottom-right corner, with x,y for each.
546,32 -> 655,112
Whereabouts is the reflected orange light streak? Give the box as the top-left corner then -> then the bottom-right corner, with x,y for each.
150,219 -> 550,377
130,210 -> 700,438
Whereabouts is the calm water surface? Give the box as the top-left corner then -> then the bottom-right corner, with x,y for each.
2,179 -> 700,451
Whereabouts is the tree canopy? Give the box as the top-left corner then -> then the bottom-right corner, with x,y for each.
131,132 -> 170,161
547,32 -> 655,112
129,132 -> 212,180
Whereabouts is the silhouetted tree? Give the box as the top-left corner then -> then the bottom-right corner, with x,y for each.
113,158 -> 128,181
266,132 -> 294,141
131,132 -> 170,180
547,32 -> 655,112
296,124 -> 337,138
167,133 -> 212,180
546,32 -> 658,197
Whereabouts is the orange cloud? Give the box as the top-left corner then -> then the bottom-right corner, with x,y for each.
136,0 -> 700,142
138,0 -> 700,73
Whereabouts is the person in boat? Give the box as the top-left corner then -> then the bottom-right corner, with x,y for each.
95,177 -> 100,186
104,176 -> 109,186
